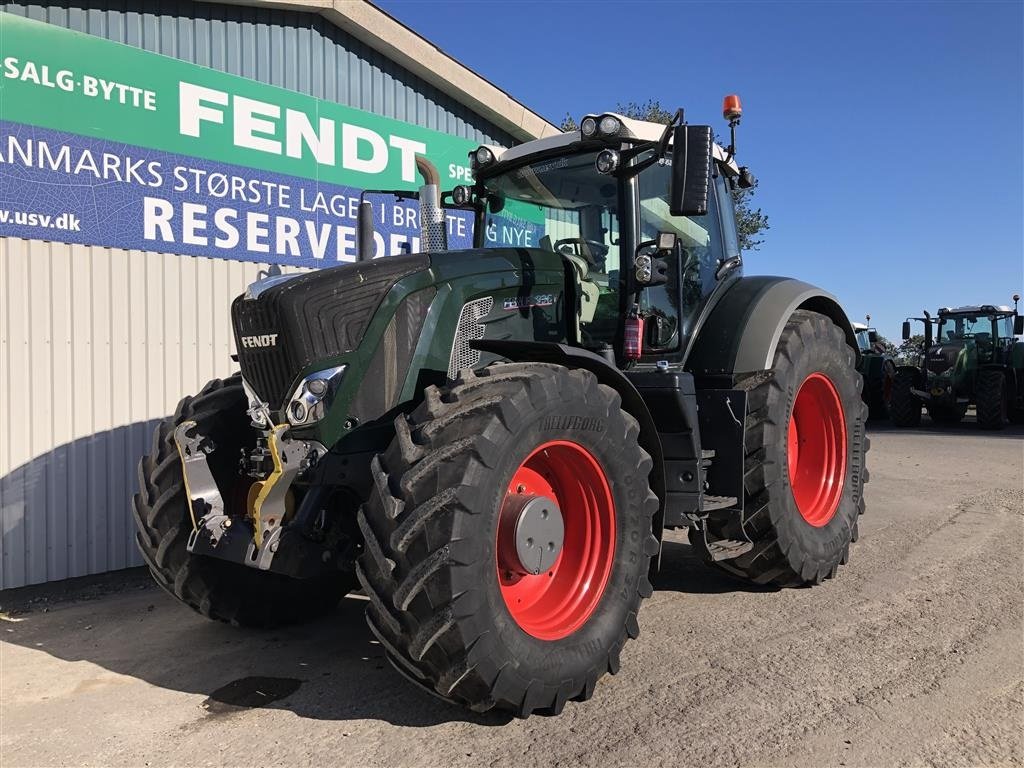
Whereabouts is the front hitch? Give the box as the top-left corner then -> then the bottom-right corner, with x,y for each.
173,421 -> 329,577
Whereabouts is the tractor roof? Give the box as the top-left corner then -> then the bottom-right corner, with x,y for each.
937,305 -> 1013,316
852,322 -> 869,331
475,112 -> 740,177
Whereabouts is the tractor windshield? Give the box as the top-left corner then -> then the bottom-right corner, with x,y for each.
480,151 -> 624,343
477,147 -> 734,355
937,314 -> 1013,342
635,151 -> 728,353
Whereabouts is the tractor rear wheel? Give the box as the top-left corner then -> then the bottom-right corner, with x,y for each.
889,368 -> 923,427
132,375 -> 353,627
356,363 -> 659,716
698,310 -> 868,587
976,368 -> 1008,430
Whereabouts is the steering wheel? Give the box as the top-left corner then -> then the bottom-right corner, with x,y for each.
554,238 -> 609,269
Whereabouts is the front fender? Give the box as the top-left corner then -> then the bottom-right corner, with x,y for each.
685,276 -> 858,376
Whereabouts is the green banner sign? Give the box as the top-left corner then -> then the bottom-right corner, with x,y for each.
0,12 -> 480,190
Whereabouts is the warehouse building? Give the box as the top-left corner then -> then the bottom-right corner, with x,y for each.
0,0 -> 558,589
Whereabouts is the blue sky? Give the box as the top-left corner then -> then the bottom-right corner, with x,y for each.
378,0 -> 1023,341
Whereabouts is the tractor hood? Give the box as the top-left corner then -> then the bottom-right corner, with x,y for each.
926,339 -> 966,375
232,248 -> 566,412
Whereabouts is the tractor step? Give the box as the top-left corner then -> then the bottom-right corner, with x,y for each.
705,537 -> 753,561
702,494 -> 738,511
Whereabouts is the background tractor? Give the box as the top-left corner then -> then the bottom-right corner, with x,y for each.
133,97 -> 869,716
890,297 -> 1024,429
853,320 -> 895,419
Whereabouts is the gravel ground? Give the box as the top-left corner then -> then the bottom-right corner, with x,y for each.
2,417 -> 1022,767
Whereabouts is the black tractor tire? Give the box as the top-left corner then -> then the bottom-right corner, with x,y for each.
976,368 -> 1009,430
132,374 -> 353,627
926,403 -> 967,424
356,363 -> 660,717
867,360 -> 896,420
889,368 -> 923,427
696,310 -> 868,588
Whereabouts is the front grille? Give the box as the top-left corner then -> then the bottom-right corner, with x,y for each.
232,298 -> 297,409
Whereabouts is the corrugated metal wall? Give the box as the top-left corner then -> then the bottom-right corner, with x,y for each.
0,1 -> 515,147
0,1 -> 516,589
0,240 -> 308,588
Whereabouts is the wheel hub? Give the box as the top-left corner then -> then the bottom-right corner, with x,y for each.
500,495 -> 564,575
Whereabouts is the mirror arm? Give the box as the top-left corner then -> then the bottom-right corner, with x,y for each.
657,109 -> 685,156
715,256 -> 742,280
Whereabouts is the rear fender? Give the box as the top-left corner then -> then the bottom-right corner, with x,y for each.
686,276 -> 858,377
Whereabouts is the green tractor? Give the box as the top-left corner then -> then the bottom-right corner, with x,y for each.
890,297 -> 1024,429
133,97 -> 869,716
853,319 -> 895,419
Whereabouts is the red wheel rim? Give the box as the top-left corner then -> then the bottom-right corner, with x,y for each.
496,441 -> 616,640
787,373 -> 847,527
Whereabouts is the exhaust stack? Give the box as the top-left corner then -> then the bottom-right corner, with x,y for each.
416,156 -> 447,253
355,155 -> 447,260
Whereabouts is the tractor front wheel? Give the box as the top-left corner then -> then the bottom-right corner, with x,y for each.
889,368 -> 923,427
976,368 -> 1009,430
697,310 -> 868,587
356,363 -> 659,716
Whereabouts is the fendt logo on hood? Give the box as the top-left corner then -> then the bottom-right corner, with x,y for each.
240,333 -> 279,349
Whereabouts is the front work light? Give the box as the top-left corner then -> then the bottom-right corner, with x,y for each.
580,116 -> 597,137
452,185 -> 471,206
286,365 -> 346,427
595,149 -> 620,175
598,115 -> 621,136
475,147 -> 494,166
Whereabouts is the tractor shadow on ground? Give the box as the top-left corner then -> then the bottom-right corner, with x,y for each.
653,537 -> 777,595
0,572 -> 513,728
2,538 -> 769,727
866,414 -> 1024,439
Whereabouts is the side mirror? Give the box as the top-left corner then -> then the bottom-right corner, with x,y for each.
901,321 -> 911,340
669,124 -> 712,216
1015,315 -> 1024,336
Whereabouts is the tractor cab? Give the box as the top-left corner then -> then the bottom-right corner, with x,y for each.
934,305 -> 1020,366
852,322 -> 881,354
454,105 -> 753,367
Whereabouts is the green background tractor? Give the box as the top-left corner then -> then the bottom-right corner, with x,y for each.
853,320 -> 895,420
133,99 -> 869,716
890,298 -> 1024,429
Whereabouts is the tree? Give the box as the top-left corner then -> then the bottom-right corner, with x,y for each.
896,334 -> 925,366
559,101 -> 770,251
875,333 -> 898,357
